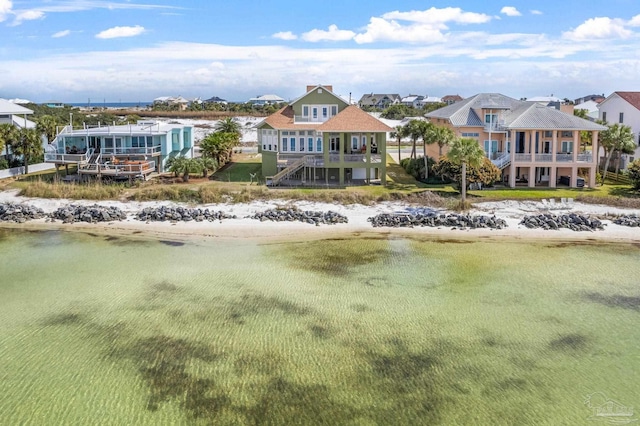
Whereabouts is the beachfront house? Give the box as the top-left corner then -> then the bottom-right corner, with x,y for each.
442,95 -> 463,105
256,85 -> 392,186
358,93 -> 401,109
425,93 -> 607,188
247,94 -> 286,106
597,92 -> 640,170
0,99 -> 39,158
45,121 -> 194,179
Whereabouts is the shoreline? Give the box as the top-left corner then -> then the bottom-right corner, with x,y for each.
2,190 -> 640,244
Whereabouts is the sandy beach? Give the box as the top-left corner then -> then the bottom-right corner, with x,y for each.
1,189 -> 640,244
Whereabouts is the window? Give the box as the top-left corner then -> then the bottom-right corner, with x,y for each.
461,132 -> 479,138
602,112 -> 607,122
316,137 -> 322,152
303,106 -> 309,117
544,131 -> 553,138
352,136 -> 359,150
312,108 -> 318,119
282,138 -> 287,152
268,144 -> 272,151
308,138 -> 313,152
561,141 -> 573,153
290,138 -> 295,152
561,131 -> 573,138
619,112 -> 624,123
484,114 -> 498,124
322,107 -> 328,118
331,105 -> 337,116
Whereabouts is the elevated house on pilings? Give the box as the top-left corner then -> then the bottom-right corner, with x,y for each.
256,85 -> 392,186
44,121 -> 194,181
425,93 -> 607,188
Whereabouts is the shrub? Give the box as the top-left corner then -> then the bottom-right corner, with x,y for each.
432,157 -> 501,189
399,156 -> 436,182
627,159 -> 640,189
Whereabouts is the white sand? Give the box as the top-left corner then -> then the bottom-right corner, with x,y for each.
1,190 -> 640,244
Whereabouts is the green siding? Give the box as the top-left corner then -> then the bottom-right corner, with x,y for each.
262,151 -> 278,176
291,88 -> 348,116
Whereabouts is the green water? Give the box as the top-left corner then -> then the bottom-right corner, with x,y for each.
0,229 -> 638,425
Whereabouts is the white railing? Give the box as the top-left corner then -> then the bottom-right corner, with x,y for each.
484,123 -> 507,132
491,152 -> 511,169
101,145 -> 162,156
577,153 -> 593,162
556,153 -> 573,162
328,154 -> 381,163
514,154 -> 531,162
535,154 -> 553,162
81,160 -> 155,175
269,156 -> 309,185
294,115 -> 328,123
45,148 -> 94,164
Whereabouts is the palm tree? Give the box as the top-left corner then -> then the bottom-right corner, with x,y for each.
196,157 -> 218,178
35,115 -> 59,144
433,125 -> 456,157
405,119 -> 423,159
12,128 -> 43,174
214,117 -> 241,136
600,123 -> 635,182
200,132 -> 238,166
419,121 -> 435,179
168,156 -> 202,182
390,125 -> 407,163
0,123 -> 19,160
447,137 -> 485,204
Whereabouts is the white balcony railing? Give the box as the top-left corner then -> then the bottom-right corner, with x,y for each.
328,154 -> 381,163
44,148 -> 93,164
535,154 -> 553,162
556,153 -> 573,162
101,145 -> 162,156
294,115 -> 328,123
514,154 -> 531,162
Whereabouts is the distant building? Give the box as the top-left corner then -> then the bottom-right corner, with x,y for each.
575,94 -> 605,105
574,100 -> 600,121
153,96 -> 190,110
442,95 -> 463,105
597,91 -> 640,169
358,93 -> 401,109
0,98 -> 37,157
247,94 -> 286,106
43,101 -> 65,108
204,96 -> 227,105
400,95 -> 425,108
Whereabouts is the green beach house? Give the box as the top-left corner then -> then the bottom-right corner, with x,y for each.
257,85 -> 392,186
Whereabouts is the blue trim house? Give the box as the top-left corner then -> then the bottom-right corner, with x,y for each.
45,120 -> 193,177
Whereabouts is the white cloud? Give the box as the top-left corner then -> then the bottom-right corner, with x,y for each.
13,9 -> 44,24
354,17 -> 448,44
500,7 -> 521,17
530,10 -> 543,15
272,31 -> 297,41
382,7 -> 492,25
301,24 -> 355,42
353,7 -> 491,44
96,25 -> 146,39
52,30 -> 71,38
563,17 -> 633,40
629,14 -> 640,27
0,0 -> 11,23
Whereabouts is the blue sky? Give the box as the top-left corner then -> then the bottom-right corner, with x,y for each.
1,0 -> 639,103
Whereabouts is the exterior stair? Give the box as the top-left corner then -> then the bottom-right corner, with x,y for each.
267,156 -> 310,186
491,152 -> 511,170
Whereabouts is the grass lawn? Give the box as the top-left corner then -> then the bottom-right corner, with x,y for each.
211,154 -> 262,183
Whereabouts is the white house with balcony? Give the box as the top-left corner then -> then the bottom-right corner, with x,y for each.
0,99 -> 39,157
597,92 -> 640,169
45,121 -> 194,179
256,85 -> 392,186
426,93 -> 607,188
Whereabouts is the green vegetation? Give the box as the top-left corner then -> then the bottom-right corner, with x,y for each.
626,159 -> 640,190
446,137 -> 486,204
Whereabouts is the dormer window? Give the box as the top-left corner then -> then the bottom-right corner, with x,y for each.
318,89 -> 322,94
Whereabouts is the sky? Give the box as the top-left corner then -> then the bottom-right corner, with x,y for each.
1,0 -> 639,103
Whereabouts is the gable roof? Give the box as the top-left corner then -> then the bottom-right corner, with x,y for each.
0,98 -> 34,115
615,92 -> 640,111
318,105 -> 393,132
258,105 -> 299,130
358,93 -> 401,106
426,93 -> 606,131
289,85 -> 346,106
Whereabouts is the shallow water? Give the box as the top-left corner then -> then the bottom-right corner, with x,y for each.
0,229 -> 638,425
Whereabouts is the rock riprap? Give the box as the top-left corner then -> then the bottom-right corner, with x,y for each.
50,204 -> 127,223
519,213 -> 604,231
136,206 -> 236,222
0,203 -> 46,222
612,214 -> 640,227
368,213 -> 507,229
251,209 -> 348,225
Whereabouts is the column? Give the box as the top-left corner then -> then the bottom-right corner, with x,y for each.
572,131 -> 579,162
528,167 -> 536,188
530,131 -> 536,163
571,166 -> 578,187
589,166 -> 596,188
509,163 -> 516,188
551,131 -> 557,162
591,131 -> 599,166
550,167 -> 557,188
380,133 -> 387,185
